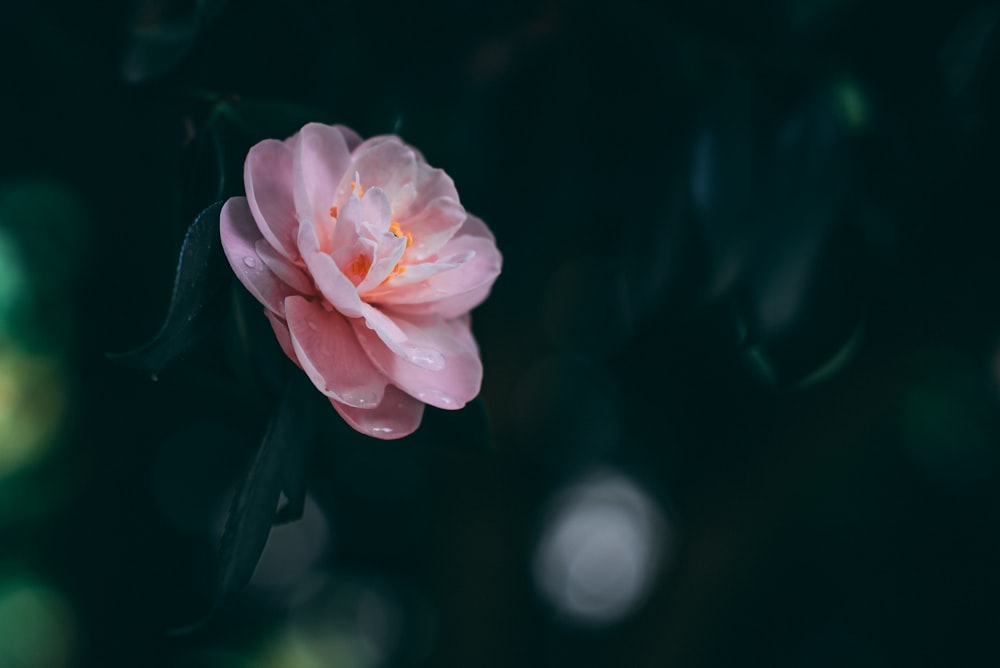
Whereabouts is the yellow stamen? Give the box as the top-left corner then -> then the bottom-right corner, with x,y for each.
329,206 -> 338,219
350,180 -> 365,198
347,254 -> 371,280
380,263 -> 406,286
389,220 -> 413,247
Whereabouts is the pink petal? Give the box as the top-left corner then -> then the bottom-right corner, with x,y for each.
346,136 -> 418,203
291,123 -> 355,237
335,124 -> 364,151
297,220 -> 364,318
356,234 -> 406,294
284,296 -> 388,408
357,303 -> 443,370
330,384 -> 425,440
359,186 -> 393,236
352,312 -> 482,410
244,139 -> 298,259
397,195 -> 467,261
386,282 -> 496,320
344,137 -> 461,217
255,240 -> 314,295
263,309 -> 300,367
368,215 -> 502,318
330,190 -> 365,251
393,160 -> 461,220
220,197 -> 297,316
454,213 -> 496,243
368,250 -> 473,294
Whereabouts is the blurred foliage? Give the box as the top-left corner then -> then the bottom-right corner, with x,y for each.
4,0 -> 1000,666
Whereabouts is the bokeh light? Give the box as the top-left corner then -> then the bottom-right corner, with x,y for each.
250,574 -> 427,668
0,229 -> 28,332
0,348 -> 67,479
0,575 -> 78,668
533,470 -> 672,626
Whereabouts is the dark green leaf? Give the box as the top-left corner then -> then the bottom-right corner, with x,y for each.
274,375 -> 319,525
216,376 -> 317,598
108,201 -> 227,375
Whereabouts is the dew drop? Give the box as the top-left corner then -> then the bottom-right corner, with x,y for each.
370,425 -> 395,435
343,390 -> 379,408
243,256 -> 257,268
406,347 -> 445,371
417,389 -> 457,408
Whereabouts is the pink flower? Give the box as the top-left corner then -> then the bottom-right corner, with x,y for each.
220,123 -> 501,439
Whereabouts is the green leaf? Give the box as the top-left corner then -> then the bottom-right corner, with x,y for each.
107,201 -> 227,376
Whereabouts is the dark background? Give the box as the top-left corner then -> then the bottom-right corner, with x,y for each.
3,0 -> 1000,666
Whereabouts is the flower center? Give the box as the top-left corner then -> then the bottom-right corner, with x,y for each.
347,254 -> 371,282
389,220 -> 413,248
328,176 -> 413,286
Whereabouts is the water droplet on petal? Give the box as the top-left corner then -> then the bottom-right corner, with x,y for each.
405,347 -> 445,371
417,389 -> 457,408
243,256 -> 257,268
370,425 -> 395,435
342,389 -> 379,408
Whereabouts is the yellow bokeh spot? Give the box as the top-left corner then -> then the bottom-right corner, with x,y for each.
0,348 -> 66,479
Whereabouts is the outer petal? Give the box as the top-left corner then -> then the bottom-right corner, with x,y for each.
330,384 -> 425,440
352,312 -> 483,410
344,137 -> 418,205
285,296 -> 388,408
255,240 -> 314,295
245,139 -> 298,259
292,123 -> 354,240
335,124 -> 364,151
220,197 -> 298,316
297,219 -> 364,318
368,216 -> 502,318
263,310 -> 299,367
358,303 -> 444,370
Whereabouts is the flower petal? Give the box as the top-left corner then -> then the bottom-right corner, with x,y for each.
285,296 -> 388,408
297,219 -> 364,317
367,251 -> 473,296
368,215 -> 502,318
344,136 -> 418,203
330,384 -> 425,440
255,239 -> 313,295
357,303 -> 443,370
220,198 -> 297,316
356,234 -> 406,294
292,123 -> 355,236
397,195 -> 467,261
263,309 -> 299,367
352,312 -> 482,410
335,124 -> 364,152
245,139 -> 298,259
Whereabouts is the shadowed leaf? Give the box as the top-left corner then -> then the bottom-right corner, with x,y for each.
108,201 -> 227,375
216,375 -> 318,597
